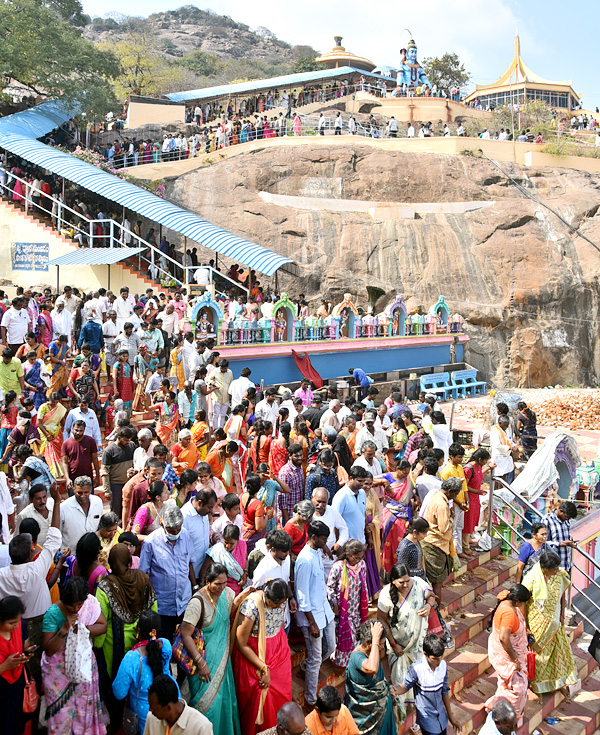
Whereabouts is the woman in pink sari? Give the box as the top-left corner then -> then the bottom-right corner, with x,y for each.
293,114 -> 302,136
380,460 -> 415,577
485,584 -> 531,728
41,577 -> 108,735
204,524 -> 247,594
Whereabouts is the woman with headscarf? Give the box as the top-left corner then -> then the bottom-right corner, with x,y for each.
0,410 -> 40,475
95,544 -> 157,683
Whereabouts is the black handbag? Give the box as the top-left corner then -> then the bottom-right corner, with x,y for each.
122,653 -> 143,735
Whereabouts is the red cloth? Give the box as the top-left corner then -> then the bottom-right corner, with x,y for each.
291,350 -> 323,388
232,627 -> 292,735
0,619 -> 26,684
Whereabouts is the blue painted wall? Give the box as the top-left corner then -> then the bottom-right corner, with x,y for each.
227,342 -> 464,383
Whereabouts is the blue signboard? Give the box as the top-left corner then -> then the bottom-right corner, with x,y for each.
11,242 -> 49,271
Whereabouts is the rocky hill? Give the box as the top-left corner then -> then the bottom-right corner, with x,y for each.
83,6 -> 319,86
162,143 -> 600,388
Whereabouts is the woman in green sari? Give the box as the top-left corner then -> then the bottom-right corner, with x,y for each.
523,551 -> 578,694
345,620 -> 397,735
180,562 -> 251,735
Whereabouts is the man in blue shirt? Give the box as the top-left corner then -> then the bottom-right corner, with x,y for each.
349,366 -> 371,399
63,398 -> 102,449
295,520 -> 335,708
78,316 -> 104,356
139,505 -> 197,644
181,489 -> 217,577
331,465 -> 369,543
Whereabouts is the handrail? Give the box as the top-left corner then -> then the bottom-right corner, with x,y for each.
489,474 -> 600,632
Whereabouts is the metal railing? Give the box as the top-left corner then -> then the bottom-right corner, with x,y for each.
487,474 -> 600,634
3,169 -> 250,293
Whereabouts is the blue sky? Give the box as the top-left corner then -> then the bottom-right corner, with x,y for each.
82,0 -> 600,111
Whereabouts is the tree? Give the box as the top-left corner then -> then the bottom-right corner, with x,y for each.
422,53 -> 471,90
292,56 -> 321,73
178,50 -> 222,78
98,29 -> 178,98
0,0 -> 120,117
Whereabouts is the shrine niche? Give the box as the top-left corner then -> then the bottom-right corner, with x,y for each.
430,295 -> 450,327
191,291 -> 223,339
332,293 -> 359,339
385,295 -> 408,337
271,293 -> 296,342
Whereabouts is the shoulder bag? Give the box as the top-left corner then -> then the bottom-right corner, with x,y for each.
172,593 -> 206,675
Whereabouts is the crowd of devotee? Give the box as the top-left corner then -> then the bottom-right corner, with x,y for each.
0,281 -> 583,735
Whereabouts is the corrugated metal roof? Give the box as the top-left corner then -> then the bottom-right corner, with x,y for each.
165,66 -> 393,103
0,131 -> 292,276
0,100 -> 74,139
47,247 -> 144,266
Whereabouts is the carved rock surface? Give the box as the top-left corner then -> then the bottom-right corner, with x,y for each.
165,143 -> 600,388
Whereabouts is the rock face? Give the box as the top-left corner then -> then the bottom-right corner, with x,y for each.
165,143 -> 600,388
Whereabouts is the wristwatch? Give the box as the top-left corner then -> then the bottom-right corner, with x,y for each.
192,584 -> 200,592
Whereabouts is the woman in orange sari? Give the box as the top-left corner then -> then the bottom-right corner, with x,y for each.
190,408 -> 211,462
170,429 -> 198,476
290,418 -> 312,474
150,391 -> 179,446
224,404 -> 248,444
37,393 -> 68,478
340,415 -> 360,461
207,440 -> 247,494
249,420 -> 272,472
268,421 -> 291,477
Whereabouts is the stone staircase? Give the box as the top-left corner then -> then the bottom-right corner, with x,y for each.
291,547 -> 600,735
0,197 -> 163,292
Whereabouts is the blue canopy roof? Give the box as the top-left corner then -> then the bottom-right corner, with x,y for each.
0,100 -> 75,139
166,66 -> 393,103
0,107 -> 292,276
47,247 -> 145,266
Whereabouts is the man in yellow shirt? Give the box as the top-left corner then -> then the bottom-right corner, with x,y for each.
440,443 -> 472,561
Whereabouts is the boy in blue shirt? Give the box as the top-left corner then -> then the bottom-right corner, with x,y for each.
393,634 -> 460,735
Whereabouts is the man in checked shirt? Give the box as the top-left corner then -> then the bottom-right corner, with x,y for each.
278,443 -> 306,524
542,500 -> 577,573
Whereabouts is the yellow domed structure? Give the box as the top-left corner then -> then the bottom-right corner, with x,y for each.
315,36 -> 376,73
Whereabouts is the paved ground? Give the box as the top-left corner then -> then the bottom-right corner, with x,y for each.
439,392 -> 600,463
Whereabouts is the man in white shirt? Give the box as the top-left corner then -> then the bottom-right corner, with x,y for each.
251,529 -> 296,629
254,387 -> 279,425
415,457 -> 443,503
0,483 -> 62,660
133,428 -> 155,471
15,485 -> 55,545
86,291 -> 107,324
115,287 -> 134,332
50,301 -> 73,346
159,305 -> 179,340
59,476 -> 103,552
318,113 -> 326,135
228,367 -> 254,407
355,412 -> 388,456
490,415 -> 519,484
145,677 -> 213,735
430,410 -> 453,463
55,286 -> 79,315
319,399 -> 341,431
407,123 -> 415,138
1,297 -> 29,351
311,486 -> 348,578
188,343 -> 205,380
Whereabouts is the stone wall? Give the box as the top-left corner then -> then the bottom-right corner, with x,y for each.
164,142 -> 600,388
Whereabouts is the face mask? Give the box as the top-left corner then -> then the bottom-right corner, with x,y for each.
164,530 -> 180,541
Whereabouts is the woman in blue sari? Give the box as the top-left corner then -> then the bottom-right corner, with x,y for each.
345,620 -> 396,735
180,563 -> 250,735
23,351 -> 48,409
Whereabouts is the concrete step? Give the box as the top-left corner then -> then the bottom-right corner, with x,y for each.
454,634 -> 598,735
291,550 -> 517,707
